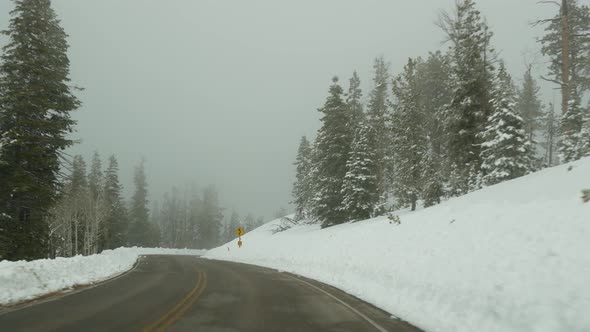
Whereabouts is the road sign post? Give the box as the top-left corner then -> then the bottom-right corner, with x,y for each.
235,227 -> 245,248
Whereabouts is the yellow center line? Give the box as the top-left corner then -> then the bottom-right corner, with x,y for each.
143,270 -> 203,332
155,272 -> 208,332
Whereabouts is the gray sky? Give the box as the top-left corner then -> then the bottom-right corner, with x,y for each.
0,0 -> 566,220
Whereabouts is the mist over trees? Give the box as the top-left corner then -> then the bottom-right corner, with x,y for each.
46,153 -> 270,257
292,0 -> 590,227
0,0 -> 271,260
1,0 -> 589,260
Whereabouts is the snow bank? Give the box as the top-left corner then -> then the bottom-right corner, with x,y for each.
0,247 -> 206,306
205,157 -> 590,332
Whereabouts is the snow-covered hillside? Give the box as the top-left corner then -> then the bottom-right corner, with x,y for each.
205,157 -> 590,332
0,247 -> 205,306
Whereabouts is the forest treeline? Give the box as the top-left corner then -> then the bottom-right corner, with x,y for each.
292,0 -> 590,227
46,152 -> 265,258
0,0 -> 269,261
1,0 -> 589,260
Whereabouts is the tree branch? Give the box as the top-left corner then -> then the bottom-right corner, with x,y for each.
540,75 -> 563,86
537,0 -> 560,6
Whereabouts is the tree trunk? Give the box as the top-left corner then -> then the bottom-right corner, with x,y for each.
561,0 -> 570,115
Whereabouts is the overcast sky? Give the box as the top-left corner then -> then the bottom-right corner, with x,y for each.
0,0 -> 573,220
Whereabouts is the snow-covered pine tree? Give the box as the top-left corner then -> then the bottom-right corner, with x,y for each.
292,136 -> 313,221
559,93 -> 585,162
311,77 -> 354,227
366,58 -> 391,205
516,66 -> 544,143
0,0 -> 81,260
422,152 -> 445,208
439,0 -> 495,194
414,52 -> 453,204
415,52 -> 453,161
538,0 -> 590,114
391,58 -> 428,211
577,110 -> 590,158
340,124 -> 379,221
479,63 -> 534,186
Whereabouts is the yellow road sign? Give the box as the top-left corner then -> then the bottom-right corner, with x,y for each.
235,227 -> 245,236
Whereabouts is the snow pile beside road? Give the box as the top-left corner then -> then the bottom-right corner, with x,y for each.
205,157 -> 590,332
0,247 -> 206,306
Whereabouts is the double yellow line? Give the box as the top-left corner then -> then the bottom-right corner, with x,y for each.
143,270 -> 208,332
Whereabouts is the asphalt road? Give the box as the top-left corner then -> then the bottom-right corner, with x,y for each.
0,255 -> 423,332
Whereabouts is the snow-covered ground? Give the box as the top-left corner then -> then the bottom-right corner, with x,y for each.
0,247 -> 206,306
205,157 -> 590,332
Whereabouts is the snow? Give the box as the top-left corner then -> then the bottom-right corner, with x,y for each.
205,157 -> 590,332
0,247 -> 206,306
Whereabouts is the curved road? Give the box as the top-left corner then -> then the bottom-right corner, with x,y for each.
0,256 -> 423,332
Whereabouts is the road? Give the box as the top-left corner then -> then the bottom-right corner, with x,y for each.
0,255 -> 423,332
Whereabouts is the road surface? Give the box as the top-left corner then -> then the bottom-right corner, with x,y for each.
0,255 -> 423,332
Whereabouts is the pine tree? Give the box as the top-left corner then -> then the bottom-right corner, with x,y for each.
186,187 -> 201,249
197,186 -> 223,248
160,189 -> 181,247
244,213 -> 256,232
346,71 -> 364,128
311,77 -> 354,227
415,52 -> 453,159
579,111 -> 590,157
541,104 -> 560,166
366,57 -> 391,203
292,136 -> 313,220
340,124 -> 379,221
516,66 -> 544,142
414,52 -> 453,204
480,64 -> 534,185
85,151 -> 108,255
578,110 -> 590,158
421,152 -> 445,207
0,0 -> 80,260
88,152 -> 103,201
391,58 -> 428,211
104,155 -> 128,249
559,93 -> 586,162
440,0 -> 495,194
128,159 -> 154,246
538,0 -> 590,113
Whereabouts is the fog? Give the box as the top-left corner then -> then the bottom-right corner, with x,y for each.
0,0 -> 561,219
